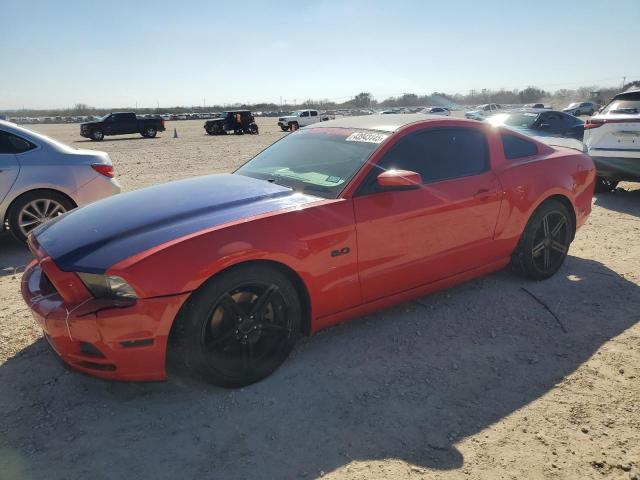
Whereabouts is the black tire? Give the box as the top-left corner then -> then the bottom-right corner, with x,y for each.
249,124 -> 259,134
8,190 -> 75,243
510,199 -> 573,281
288,121 -> 299,131
594,176 -> 618,193
280,126 -> 290,132
142,126 -> 157,138
90,129 -> 104,141
171,265 -> 301,388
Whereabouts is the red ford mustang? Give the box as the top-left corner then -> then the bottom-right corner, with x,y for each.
22,115 -> 595,387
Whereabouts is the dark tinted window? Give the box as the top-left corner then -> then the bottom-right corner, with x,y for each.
310,110 -> 318,117
0,130 -> 36,154
541,113 -> 563,131
501,133 -> 538,159
113,113 -> 135,121
377,128 -> 489,183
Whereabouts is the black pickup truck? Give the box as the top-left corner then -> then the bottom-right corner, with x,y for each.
80,112 -> 166,141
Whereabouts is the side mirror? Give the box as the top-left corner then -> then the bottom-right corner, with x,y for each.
377,169 -> 422,190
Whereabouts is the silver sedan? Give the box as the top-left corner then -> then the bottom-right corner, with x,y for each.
0,120 -> 121,242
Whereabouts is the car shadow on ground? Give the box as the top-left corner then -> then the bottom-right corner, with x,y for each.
594,185 -> 640,217
74,136 -> 160,143
1,255 -> 638,479
0,234 -> 32,277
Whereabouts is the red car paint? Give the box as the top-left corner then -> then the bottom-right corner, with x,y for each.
21,118 -> 596,381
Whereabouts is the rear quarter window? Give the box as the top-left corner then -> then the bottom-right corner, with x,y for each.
501,134 -> 538,160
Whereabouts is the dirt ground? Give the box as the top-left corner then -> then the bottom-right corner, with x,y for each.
0,118 -> 639,480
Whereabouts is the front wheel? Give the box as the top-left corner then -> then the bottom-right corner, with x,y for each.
280,126 -> 290,132
594,177 -> 618,193
511,199 -> 573,280
171,265 -> 301,388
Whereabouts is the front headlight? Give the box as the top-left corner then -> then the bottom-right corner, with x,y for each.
77,273 -> 138,299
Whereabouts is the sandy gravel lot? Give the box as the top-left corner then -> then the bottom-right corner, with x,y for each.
1,119 -> 639,480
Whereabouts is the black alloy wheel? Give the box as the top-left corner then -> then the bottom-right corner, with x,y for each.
171,265 -> 301,387
529,210 -> 571,276
511,199 -> 573,280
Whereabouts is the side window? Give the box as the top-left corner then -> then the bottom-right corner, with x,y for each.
377,128 -> 489,183
501,134 -> 538,160
0,130 -> 36,154
310,111 -> 318,117
542,114 -> 562,130
300,111 -> 309,117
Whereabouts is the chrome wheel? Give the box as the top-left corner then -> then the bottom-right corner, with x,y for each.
18,198 -> 67,237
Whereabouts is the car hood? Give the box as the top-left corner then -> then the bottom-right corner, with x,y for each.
80,121 -> 101,127
33,173 -> 321,273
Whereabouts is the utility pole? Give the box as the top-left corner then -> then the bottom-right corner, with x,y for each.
622,76 -> 626,90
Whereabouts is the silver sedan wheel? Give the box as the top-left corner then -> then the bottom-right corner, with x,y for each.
18,199 -> 67,237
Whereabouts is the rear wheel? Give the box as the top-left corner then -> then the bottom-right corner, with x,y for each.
594,176 -> 618,193
171,265 -> 301,388
90,129 -> 104,141
142,126 -> 157,138
8,191 -> 75,243
511,199 -> 573,280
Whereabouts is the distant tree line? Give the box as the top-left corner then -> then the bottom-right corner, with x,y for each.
2,81 -> 638,117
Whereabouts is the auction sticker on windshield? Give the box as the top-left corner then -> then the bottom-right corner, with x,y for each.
345,132 -> 389,143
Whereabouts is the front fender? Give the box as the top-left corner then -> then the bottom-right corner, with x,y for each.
107,199 -> 361,322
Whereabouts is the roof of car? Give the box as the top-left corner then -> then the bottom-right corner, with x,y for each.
311,113 -> 458,132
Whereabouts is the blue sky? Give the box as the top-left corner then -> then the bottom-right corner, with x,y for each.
1,0 -> 638,109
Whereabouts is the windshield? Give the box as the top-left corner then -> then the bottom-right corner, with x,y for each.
566,103 -> 579,108
601,99 -> 640,115
235,128 -> 387,199
487,112 -> 538,128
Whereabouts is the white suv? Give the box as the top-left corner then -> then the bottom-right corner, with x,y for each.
584,88 -> 640,192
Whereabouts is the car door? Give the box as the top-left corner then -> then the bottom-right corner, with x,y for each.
0,130 -> 24,204
353,127 -> 503,303
117,113 -> 137,134
299,110 -> 310,126
310,110 -> 318,124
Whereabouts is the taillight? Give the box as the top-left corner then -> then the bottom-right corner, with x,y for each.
160,119 -> 165,127
584,120 -> 603,130
92,164 -> 114,178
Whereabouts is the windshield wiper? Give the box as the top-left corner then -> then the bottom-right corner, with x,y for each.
302,184 -> 331,193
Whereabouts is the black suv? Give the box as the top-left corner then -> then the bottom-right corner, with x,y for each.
204,110 -> 259,135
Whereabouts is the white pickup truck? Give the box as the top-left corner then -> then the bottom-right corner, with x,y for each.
277,110 -> 332,131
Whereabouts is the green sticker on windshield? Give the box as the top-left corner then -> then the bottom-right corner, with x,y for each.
326,175 -> 341,183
